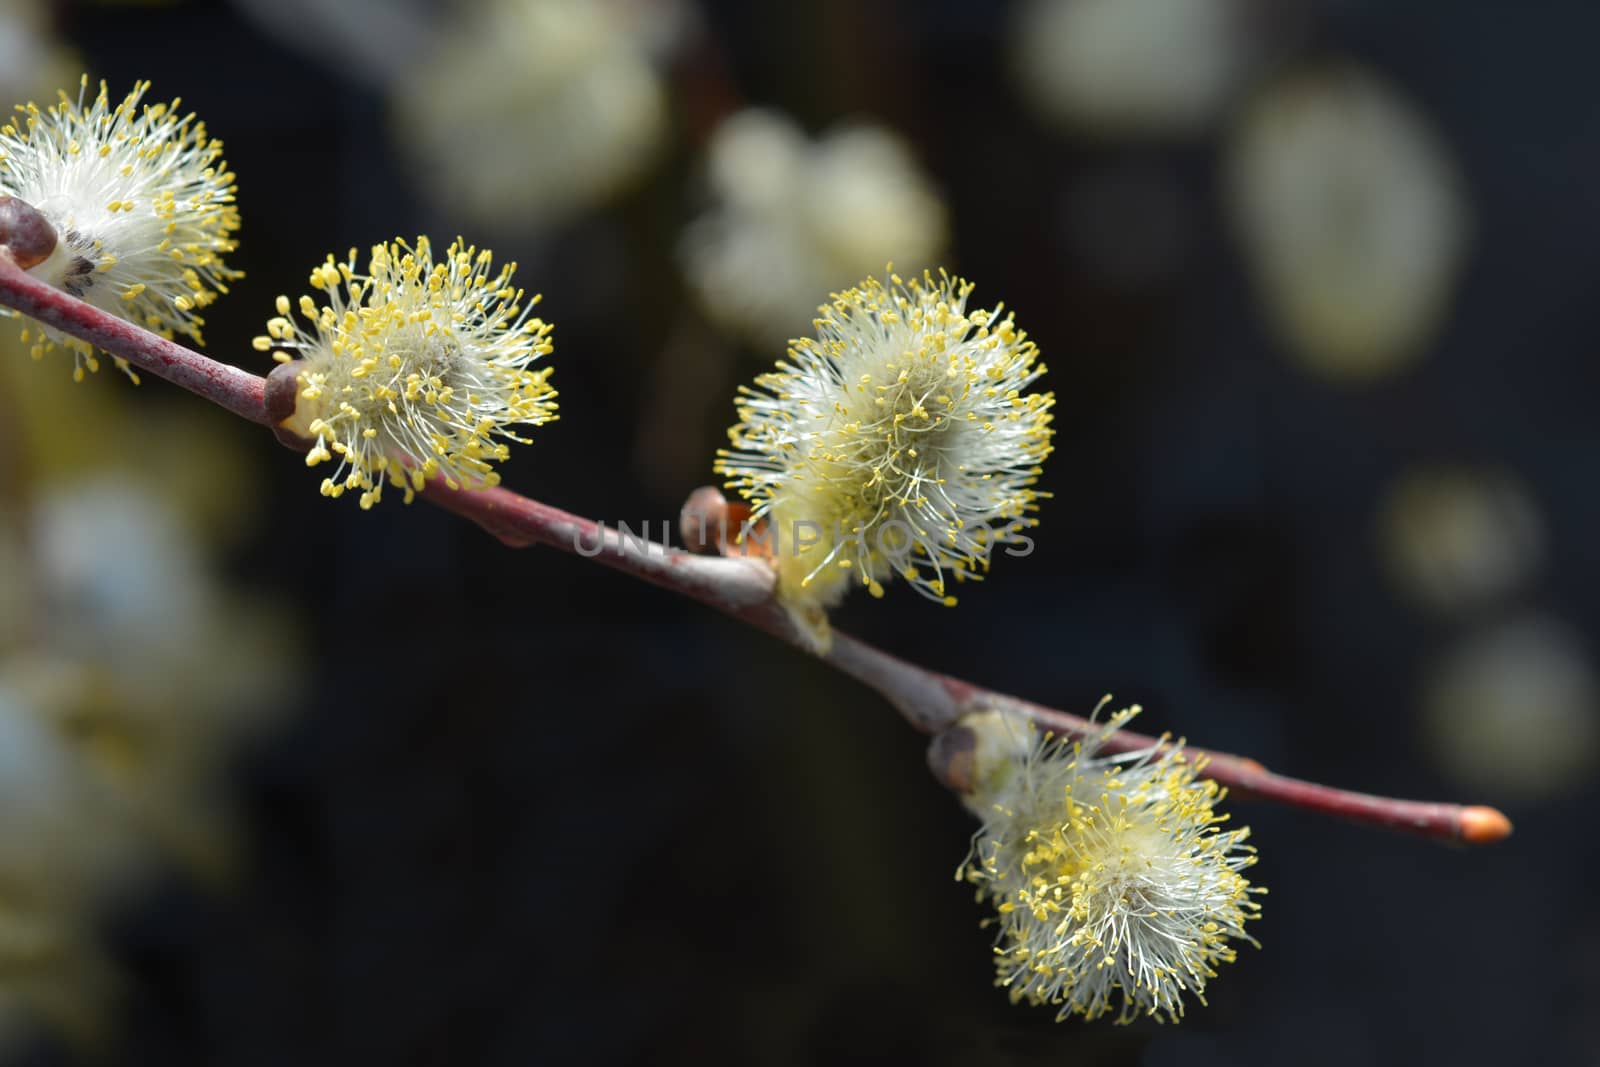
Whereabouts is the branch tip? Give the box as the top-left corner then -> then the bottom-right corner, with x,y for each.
1458,805 -> 1513,845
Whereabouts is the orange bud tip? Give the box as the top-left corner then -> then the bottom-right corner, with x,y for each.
1459,805 -> 1512,845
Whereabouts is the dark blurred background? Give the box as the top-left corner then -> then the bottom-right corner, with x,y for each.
0,0 -> 1596,1064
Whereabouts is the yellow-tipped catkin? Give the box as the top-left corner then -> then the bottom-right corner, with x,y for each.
256,237 -> 557,509
715,270 -> 1054,618
0,77 -> 242,381
959,705 -> 1263,1023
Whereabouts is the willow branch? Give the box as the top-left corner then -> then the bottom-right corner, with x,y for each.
0,257 -> 270,425
0,257 -> 1512,846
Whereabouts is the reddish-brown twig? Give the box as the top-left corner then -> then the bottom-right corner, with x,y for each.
0,257 -> 270,426
0,256 -> 1512,845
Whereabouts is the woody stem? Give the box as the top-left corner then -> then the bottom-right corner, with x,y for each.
0,257 -> 1511,846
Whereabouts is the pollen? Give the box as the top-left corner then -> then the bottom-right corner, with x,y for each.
256,236 -> 557,509
0,77 -> 242,380
714,270 -> 1054,615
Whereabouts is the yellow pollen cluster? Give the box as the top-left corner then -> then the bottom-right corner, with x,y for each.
963,708 -> 1262,1023
716,270 -> 1054,613
254,237 -> 557,509
0,76 -> 241,380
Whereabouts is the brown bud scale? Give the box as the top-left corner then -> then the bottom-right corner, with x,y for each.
0,196 -> 58,271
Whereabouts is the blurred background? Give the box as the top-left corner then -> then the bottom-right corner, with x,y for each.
0,0 -> 1596,1064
